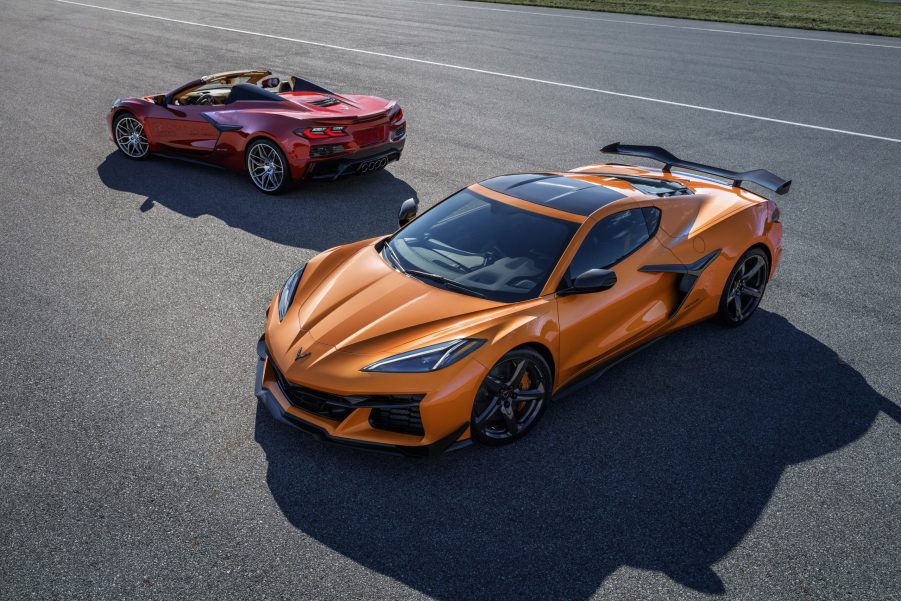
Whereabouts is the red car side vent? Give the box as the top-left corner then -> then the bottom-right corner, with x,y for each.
308,97 -> 343,108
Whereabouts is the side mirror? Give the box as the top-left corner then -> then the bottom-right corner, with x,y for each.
398,197 -> 418,227
561,268 -> 617,295
152,94 -> 167,106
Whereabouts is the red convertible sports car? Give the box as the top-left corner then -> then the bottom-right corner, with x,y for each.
107,69 -> 406,193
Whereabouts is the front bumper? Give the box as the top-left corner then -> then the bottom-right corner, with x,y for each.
255,337 -> 470,457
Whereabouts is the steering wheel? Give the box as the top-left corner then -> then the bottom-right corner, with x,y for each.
483,245 -> 504,266
431,249 -> 471,273
195,93 -> 214,106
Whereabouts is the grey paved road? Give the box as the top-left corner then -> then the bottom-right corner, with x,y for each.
1,0 -> 899,599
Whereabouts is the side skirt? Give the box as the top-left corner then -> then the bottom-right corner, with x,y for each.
553,336 -> 666,401
154,152 -> 225,170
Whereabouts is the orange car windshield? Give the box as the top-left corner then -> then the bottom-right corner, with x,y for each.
385,189 -> 579,302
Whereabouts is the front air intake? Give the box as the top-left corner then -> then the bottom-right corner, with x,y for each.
370,406 -> 425,436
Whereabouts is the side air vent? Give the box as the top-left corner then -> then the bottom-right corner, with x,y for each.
639,249 -> 722,319
308,97 -> 343,107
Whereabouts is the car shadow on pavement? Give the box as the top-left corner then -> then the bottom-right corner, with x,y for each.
97,152 -> 417,251
255,310 -> 899,599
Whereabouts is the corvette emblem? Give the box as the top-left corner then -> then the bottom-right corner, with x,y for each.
295,347 -> 311,361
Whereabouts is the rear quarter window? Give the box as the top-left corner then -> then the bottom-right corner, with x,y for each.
565,208 -> 658,281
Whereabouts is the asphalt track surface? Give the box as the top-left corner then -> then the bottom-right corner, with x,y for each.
1,0 -> 899,599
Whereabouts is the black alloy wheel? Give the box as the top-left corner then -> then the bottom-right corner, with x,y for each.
718,247 -> 770,326
470,348 -> 551,445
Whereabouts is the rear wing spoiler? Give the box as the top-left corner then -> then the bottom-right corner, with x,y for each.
601,143 -> 791,195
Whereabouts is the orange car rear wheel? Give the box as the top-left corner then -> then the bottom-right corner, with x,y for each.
718,248 -> 770,326
470,348 -> 551,446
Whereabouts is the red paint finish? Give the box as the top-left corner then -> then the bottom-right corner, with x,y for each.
107,70 -> 405,183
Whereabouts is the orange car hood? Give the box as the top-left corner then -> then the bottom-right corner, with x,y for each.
295,245 -> 508,355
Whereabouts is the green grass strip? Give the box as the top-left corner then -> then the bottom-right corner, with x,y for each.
466,0 -> 901,37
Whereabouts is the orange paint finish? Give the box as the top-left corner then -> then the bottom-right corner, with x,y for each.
259,162 -> 784,453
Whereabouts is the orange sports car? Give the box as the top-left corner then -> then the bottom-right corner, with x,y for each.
256,144 -> 790,456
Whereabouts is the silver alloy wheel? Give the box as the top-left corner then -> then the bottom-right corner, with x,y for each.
726,253 -> 767,321
114,116 -> 149,158
247,142 -> 285,192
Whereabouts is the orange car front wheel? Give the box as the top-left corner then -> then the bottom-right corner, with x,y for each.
470,348 -> 551,446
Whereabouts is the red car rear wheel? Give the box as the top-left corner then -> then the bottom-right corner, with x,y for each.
246,139 -> 292,194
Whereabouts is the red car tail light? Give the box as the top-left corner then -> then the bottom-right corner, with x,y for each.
296,126 -> 347,139
390,107 -> 404,124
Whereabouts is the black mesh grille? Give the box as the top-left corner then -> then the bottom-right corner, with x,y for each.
310,144 -> 344,158
370,406 -> 424,436
306,149 -> 401,180
270,361 -> 353,422
268,355 -> 423,425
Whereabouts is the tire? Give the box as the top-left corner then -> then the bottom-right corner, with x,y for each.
246,139 -> 292,194
113,112 -> 150,160
470,348 -> 552,446
717,247 -> 770,326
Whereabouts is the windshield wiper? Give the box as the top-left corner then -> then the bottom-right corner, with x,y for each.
383,242 -> 486,298
405,269 -> 487,299
382,243 -> 406,274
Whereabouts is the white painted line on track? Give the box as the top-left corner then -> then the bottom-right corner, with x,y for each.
392,0 -> 901,50
55,0 -> 901,143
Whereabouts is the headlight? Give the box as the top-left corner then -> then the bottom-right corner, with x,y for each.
362,339 -> 485,373
277,265 -> 306,321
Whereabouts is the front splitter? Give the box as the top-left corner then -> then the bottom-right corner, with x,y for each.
254,337 -> 470,457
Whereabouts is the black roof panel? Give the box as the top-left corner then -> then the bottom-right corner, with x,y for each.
480,173 -> 626,216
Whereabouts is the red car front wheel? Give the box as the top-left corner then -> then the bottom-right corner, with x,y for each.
113,112 -> 150,160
